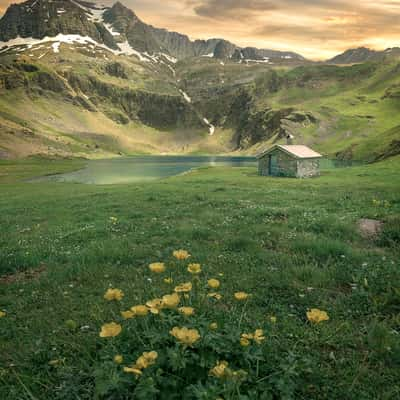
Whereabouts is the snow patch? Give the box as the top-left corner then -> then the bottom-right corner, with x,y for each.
52,42 -> 60,53
203,118 -> 215,136
179,90 -> 191,103
104,23 -> 120,36
116,41 -> 151,61
161,53 -> 177,64
202,53 -> 214,58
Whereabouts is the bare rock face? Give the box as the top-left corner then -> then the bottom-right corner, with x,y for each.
0,0 -> 118,49
358,218 -> 383,238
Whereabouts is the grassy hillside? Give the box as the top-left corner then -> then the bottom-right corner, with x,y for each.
1,43 -> 399,160
0,158 -> 399,398
176,59 -> 400,160
0,44 -> 231,158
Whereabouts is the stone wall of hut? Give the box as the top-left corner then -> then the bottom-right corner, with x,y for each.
258,149 -> 297,177
296,159 -> 320,178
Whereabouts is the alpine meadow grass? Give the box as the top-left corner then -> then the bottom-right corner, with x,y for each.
0,157 -> 399,399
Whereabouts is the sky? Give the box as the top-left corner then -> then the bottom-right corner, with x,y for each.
0,0 -> 399,59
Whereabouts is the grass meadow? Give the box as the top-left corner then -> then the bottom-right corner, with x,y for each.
0,157 -> 399,399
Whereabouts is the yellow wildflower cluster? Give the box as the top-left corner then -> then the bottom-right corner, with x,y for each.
170,326 -> 201,346
188,263 -> 202,274
240,329 -> 266,346
124,351 -> 158,376
114,355 -> 123,364
234,292 -> 249,301
149,262 -> 166,273
174,282 -> 192,293
173,249 -> 191,260
209,360 -> 229,378
307,308 -> 330,323
179,306 -> 195,316
104,288 -> 124,301
209,361 -> 248,382
0,311 -> 6,318
208,292 -> 222,300
208,279 -> 220,289
99,322 -> 122,338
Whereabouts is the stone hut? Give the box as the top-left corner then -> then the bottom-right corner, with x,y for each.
257,144 -> 323,178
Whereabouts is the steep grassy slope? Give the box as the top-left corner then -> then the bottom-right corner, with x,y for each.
176,59 -> 400,160
0,158 -> 399,398
0,44 -> 233,158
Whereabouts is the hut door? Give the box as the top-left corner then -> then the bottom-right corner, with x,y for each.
268,154 -> 277,175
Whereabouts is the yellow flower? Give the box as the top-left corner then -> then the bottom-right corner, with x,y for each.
307,308 -> 330,324
173,249 -> 191,260
164,277 -> 173,284
124,351 -> 158,376
104,288 -> 124,301
253,329 -> 266,344
114,355 -> 123,364
187,263 -> 202,274
131,305 -> 149,316
208,279 -> 220,289
123,366 -> 142,376
146,298 -> 164,314
0,311 -> 6,318
121,310 -> 135,319
234,292 -> 249,301
149,262 -> 166,274
270,316 -> 277,324
174,282 -> 193,293
209,361 -> 229,378
170,326 -> 200,346
207,292 -> 222,300
135,351 -> 158,369
240,333 -> 253,347
209,322 -> 218,330
162,293 -> 180,309
99,322 -> 122,338
179,307 -> 195,316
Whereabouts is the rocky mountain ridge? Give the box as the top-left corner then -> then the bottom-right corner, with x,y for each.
0,0 -> 306,63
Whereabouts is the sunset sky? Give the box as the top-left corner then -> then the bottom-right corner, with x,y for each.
1,0 -> 400,59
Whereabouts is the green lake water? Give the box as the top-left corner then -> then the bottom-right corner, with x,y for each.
34,156 -> 257,185
34,156 -> 360,185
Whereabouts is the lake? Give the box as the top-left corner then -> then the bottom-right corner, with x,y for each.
35,156 -> 257,185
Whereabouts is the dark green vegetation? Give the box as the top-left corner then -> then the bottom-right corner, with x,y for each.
0,158 -> 399,399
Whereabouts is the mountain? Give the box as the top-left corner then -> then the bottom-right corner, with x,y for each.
0,0 -> 399,161
327,47 -> 400,64
0,0 -> 306,62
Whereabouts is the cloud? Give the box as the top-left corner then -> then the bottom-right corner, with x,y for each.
188,0 -> 277,18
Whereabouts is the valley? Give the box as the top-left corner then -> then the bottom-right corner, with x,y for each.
0,0 -> 399,161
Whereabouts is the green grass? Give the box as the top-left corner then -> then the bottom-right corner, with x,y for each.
0,158 -> 399,399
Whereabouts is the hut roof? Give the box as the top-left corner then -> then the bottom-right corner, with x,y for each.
257,145 -> 323,159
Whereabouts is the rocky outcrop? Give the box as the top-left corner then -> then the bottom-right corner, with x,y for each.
65,71 -> 204,129
0,0 -> 118,49
232,47 -> 305,62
